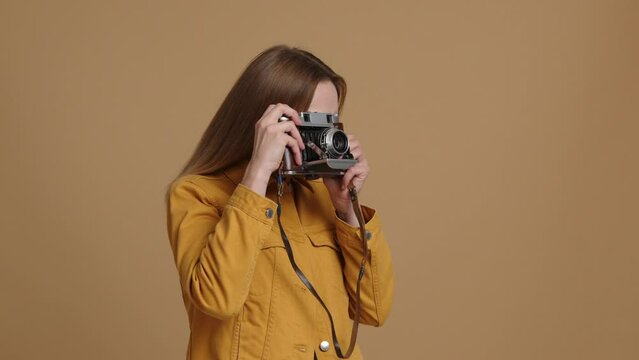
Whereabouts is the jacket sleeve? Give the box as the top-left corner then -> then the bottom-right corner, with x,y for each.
334,206 -> 394,326
166,178 -> 277,319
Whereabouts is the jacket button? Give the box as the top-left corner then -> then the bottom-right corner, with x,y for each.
365,230 -> 372,240
319,340 -> 330,352
265,208 -> 274,219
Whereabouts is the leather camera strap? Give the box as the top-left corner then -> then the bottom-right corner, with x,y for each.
276,173 -> 368,359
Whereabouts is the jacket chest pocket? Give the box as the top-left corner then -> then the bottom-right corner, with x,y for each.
248,235 -> 285,297
304,227 -> 348,296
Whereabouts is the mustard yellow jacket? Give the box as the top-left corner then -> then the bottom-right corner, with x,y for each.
166,162 -> 394,360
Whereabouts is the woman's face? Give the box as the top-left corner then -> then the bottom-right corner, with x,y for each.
307,80 -> 339,114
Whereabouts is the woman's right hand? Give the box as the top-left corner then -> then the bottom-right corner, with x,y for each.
241,104 -> 305,196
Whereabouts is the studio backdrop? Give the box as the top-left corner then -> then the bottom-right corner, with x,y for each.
1,1 -> 637,359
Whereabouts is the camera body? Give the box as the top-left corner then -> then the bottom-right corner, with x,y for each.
279,112 -> 356,178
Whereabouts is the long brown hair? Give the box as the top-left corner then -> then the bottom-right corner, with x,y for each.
175,45 -> 346,181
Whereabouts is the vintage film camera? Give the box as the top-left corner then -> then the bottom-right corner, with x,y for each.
278,112 -> 356,178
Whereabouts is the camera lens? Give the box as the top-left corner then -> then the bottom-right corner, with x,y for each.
321,128 -> 349,157
331,131 -> 348,153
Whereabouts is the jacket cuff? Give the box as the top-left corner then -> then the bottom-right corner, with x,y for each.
226,183 -> 278,225
335,205 -> 380,251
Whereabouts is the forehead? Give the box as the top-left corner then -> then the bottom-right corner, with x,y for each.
308,80 -> 339,113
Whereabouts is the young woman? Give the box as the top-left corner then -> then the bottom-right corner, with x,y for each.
166,45 -> 394,360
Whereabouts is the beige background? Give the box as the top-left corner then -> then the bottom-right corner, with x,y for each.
1,1 -> 638,359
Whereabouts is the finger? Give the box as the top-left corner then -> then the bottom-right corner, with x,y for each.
259,103 -> 301,127
255,104 -> 276,129
349,141 -> 361,159
341,164 -> 360,190
350,147 -> 362,160
284,135 -> 303,165
346,135 -> 364,160
260,104 -> 276,118
287,122 -> 305,150
347,134 -> 360,148
260,105 -> 281,126
271,121 -> 305,149
275,103 -> 303,125
342,163 -> 368,190
342,169 -> 357,190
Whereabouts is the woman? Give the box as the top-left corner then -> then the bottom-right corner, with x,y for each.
166,45 -> 394,360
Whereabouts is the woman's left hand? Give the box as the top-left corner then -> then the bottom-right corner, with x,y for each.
323,134 -> 369,227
